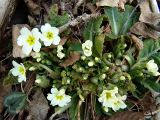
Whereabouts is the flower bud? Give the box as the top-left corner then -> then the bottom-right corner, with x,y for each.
81,55 -> 86,60
35,75 -> 50,88
120,76 -> 126,81
95,57 -> 100,62
103,66 -> 109,72
37,58 -> 41,62
29,67 -> 36,71
107,53 -> 112,58
83,74 -> 88,80
99,74 -> 106,80
88,61 -> 94,67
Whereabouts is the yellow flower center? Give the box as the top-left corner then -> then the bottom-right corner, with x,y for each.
18,66 -> 25,75
106,92 -> 112,99
56,95 -> 64,100
46,32 -> 54,40
26,35 -> 36,46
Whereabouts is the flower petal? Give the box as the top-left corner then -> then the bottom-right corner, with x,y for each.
17,35 -> 26,46
52,36 -> 60,45
33,41 -> 41,52
20,27 -> 31,36
41,23 -> 51,33
22,45 -> 32,55
32,28 -> 41,40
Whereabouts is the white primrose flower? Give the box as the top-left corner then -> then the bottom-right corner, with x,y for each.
57,45 -> 65,59
10,61 -> 26,83
112,94 -> 127,111
41,23 -> 61,46
47,88 -> 71,107
17,27 -> 41,55
98,87 -> 118,108
98,87 -> 127,112
146,60 -> 160,76
82,40 -> 93,57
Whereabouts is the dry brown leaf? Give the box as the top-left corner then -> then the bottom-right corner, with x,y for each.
130,22 -> 160,39
12,24 -> 30,58
118,0 -> 128,10
108,111 -> 144,120
139,13 -> 160,25
0,84 -> 11,113
139,0 -> 152,14
96,0 -> 128,10
131,34 -> 143,51
60,52 -> 80,67
96,0 -> 119,7
25,0 -> 41,15
28,90 -> 49,120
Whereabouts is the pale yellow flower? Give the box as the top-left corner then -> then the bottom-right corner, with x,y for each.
82,40 -> 93,56
47,88 -> 71,107
10,61 -> 26,83
17,27 -> 41,55
41,23 -> 60,46
146,60 -> 160,76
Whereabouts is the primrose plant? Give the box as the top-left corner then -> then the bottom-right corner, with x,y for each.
6,8 -> 160,118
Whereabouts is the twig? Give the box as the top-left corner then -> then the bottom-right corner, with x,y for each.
58,12 -> 100,33
73,0 -> 85,15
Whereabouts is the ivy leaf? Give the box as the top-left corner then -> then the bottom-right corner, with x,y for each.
93,34 -> 105,57
138,39 -> 160,60
104,5 -> 139,36
83,16 -> 103,41
4,92 -> 27,114
141,79 -> 160,93
46,4 -> 70,27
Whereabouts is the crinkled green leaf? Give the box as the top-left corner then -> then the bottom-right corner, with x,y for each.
138,39 -> 160,60
4,92 -> 27,114
46,4 -> 70,27
104,5 -> 139,36
141,79 -> 160,93
83,16 -> 103,41
93,34 -> 105,57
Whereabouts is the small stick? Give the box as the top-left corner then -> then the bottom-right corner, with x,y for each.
73,0 -> 85,15
59,13 -> 100,33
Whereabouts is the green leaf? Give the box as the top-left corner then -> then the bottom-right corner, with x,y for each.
46,4 -> 70,27
3,74 -> 19,85
141,79 -> 160,92
93,34 -> 105,57
151,52 -> 160,65
104,5 -> 139,36
138,39 -> 160,60
68,95 -> 79,120
83,16 -> 103,41
69,43 -> 82,52
4,92 -> 27,114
